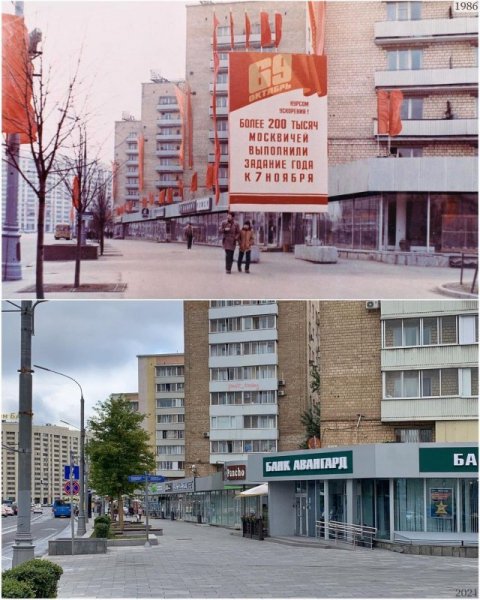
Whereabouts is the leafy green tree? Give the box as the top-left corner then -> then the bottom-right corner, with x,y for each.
86,395 -> 155,528
299,403 -> 321,450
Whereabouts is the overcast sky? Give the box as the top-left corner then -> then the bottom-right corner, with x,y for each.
2,300 -> 184,427
5,1 -> 188,163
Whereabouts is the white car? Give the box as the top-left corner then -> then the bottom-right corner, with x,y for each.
32,504 -> 43,514
2,505 -> 14,516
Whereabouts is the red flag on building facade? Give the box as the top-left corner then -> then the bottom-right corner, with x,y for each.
2,14 -> 37,143
191,172 -> 198,193
377,90 -> 390,135
186,83 -> 194,169
205,164 -> 214,189
178,179 -> 184,199
245,11 -> 251,50
174,86 -> 186,167
167,188 -> 173,204
72,176 -> 80,210
213,12 -> 219,52
389,90 -> 404,136
260,12 -> 272,47
230,10 -> 235,49
149,192 -> 154,206
308,1 -> 326,56
274,13 -> 282,48
159,189 -> 166,205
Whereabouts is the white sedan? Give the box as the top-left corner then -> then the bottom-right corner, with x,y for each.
31,504 -> 43,514
2,505 -> 14,516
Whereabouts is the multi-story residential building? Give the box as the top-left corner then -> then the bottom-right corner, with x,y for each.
1,421 -> 80,505
114,1 -> 477,263
183,300 -> 320,478
137,353 -> 185,479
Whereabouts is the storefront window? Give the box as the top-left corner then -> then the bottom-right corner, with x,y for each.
426,478 -> 456,533
430,193 -> 477,252
460,479 -> 478,533
328,480 -> 346,523
394,478 -> 424,531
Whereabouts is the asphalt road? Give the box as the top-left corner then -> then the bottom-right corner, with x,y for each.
2,509 -> 75,571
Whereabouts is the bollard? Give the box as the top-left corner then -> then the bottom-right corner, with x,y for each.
171,511 -> 175,521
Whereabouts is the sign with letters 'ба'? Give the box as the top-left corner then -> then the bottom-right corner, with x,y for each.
263,451 -> 353,478
419,447 -> 478,473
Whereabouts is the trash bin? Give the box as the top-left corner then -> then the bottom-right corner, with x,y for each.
197,514 -> 202,524
161,511 -> 165,519
170,511 -> 175,520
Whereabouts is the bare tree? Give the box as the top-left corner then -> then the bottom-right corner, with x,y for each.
2,15 -> 82,298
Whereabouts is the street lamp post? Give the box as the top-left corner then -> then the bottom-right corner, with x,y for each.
34,365 -> 86,536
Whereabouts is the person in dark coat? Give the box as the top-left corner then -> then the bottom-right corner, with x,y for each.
238,220 -> 255,273
184,223 -> 194,249
219,212 -> 240,274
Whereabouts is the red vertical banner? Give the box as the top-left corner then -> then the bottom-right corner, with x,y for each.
389,90 -> 404,136
72,176 -> 80,210
149,193 -> 154,206
159,189 -> 166,205
205,164 -> 214,189
308,1 -> 326,56
142,197 -> 148,209
111,161 -> 119,203
212,14 -> 221,204
174,86 -> 186,167
138,133 -> 145,192
377,90 -> 390,135
191,172 -> 198,193
274,13 -> 282,48
167,188 -> 173,204
230,10 -> 235,50
245,11 -> 251,50
260,12 -> 272,47
212,12 -> 219,52
2,14 -> 37,143
178,179 -> 184,199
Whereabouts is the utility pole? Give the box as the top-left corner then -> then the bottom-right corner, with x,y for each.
12,300 -> 35,566
2,0 -> 24,282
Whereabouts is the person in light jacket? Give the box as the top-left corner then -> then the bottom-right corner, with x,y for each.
219,212 -> 240,274
238,220 -> 254,273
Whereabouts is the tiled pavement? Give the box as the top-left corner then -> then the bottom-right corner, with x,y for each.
46,518 -> 478,598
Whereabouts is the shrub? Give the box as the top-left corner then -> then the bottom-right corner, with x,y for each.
93,522 -> 110,538
1,575 -> 35,598
94,514 -> 111,526
5,559 -> 62,598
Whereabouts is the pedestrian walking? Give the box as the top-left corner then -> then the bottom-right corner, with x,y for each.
238,220 -> 254,273
184,222 -> 194,249
219,212 -> 240,274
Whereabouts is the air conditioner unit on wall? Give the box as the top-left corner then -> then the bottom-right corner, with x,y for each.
278,390 -> 286,397
203,432 -> 210,438
278,379 -> 286,386
366,300 -> 380,310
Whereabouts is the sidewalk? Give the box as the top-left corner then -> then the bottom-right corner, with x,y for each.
2,235 -> 475,300
45,518 -> 478,598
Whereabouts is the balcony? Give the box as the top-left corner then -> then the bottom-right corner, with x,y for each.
219,177 -> 229,187
375,17 -> 478,45
208,153 -> 229,164
373,117 -> 477,141
381,396 -> 477,421
155,164 -> 183,173
210,377 -> 279,393
125,159 -> 138,166
155,180 -> 180,189
375,67 -> 478,91
329,157 -> 478,197
209,106 -> 229,117
157,118 -> 182,127
156,132 -> 182,142
208,130 -> 229,141
126,148 -> 138,154
156,149 -> 181,158
157,102 -> 178,112
381,344 -> 478,370
210,57 -> 229,70
209,82 -> 228,94
215,32 -> 276,49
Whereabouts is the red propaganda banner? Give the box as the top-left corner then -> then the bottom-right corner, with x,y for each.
229,52 -> 328,213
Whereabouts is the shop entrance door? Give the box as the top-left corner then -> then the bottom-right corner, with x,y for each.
295,481 -> 307,536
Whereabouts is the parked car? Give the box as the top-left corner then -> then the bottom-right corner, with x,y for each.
32,504 -> 43,514
2,505 -> 14,516
2,505 -> 9,517
54,223 -> 72,240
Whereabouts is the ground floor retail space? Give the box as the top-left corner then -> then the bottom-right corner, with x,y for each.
114,192 -> 477,256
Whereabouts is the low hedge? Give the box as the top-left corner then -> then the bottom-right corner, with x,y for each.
3,559 -> 63,598
1,576 -> 35,598
93,522 -> 110,538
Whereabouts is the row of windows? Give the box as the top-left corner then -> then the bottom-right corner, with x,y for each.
384,367 -> 477,399
211,391 -> 277,405
383,315 -> 477,348
211,415 -> 276,429
157,398 -> 184,409
157,414 -> 184,424
155,366 -> 184,378
210,340 -> 276,357
387,1 -> 421,21
211,440 -> 277,453
211,365 -> 277,382
158,96 -> 177,106
157,430 -> 184,440
157,461 -> 184,470
156,445 -> 184,455
210,314 -> 276,333
156,382 -> 184,392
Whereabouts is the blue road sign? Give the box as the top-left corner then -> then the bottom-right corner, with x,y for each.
64,465 -> 79,480
128,474 -> 166,483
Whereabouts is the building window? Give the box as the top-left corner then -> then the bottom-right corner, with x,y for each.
394,428 -> 433,442
243,415 -> 276,429
156,398 -> 184,409
386,2 -> 421,21
383,315 -> 478,348
384,368 -> 462,398
394,478 -> 424,532
387,49 -> 422,70
210,390 -> 276,405
211,416 -> 237,429
156,366 -> 184,377
156,445 -> 183,455
401,98 -> 423,120
458,315 -> 478,345
156,382 -> 184,392
158,97 -> 177,106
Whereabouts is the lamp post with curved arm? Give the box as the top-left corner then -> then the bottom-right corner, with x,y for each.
33,365 -> 86,536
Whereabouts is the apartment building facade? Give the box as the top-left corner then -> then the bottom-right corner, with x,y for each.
114,1 -> 477,262
1,421 -> 80,505
137,353 -> 185,479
